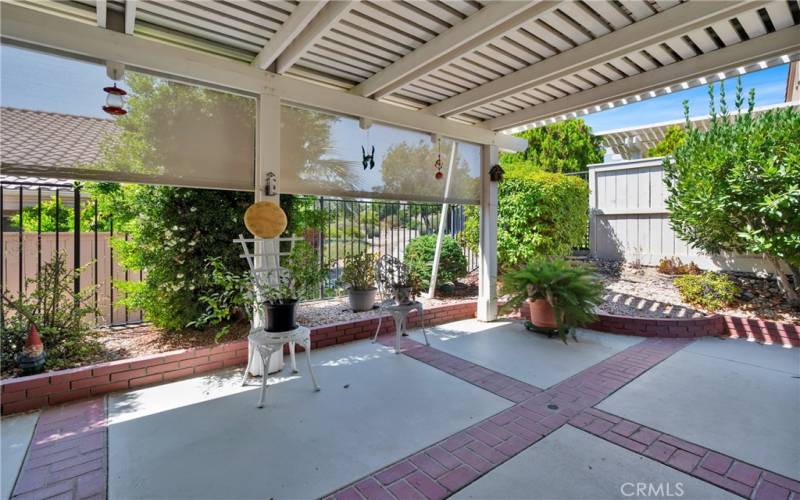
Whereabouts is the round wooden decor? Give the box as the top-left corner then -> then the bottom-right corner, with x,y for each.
244,201 -> 287,238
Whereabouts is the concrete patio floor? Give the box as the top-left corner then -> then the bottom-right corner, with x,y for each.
2,319 -> 798,500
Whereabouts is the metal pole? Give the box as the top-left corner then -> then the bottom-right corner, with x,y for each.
427,141 -> 458,298
73,184 -> 81,299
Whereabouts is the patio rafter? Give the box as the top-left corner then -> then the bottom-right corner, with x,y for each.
0,2 -> 525,152
424,0 -> 771,119
252,0 -> 329,71
485,24 -> 800,130
349,1 -> 557,99
274,0 -> 357,75
124,0 -> 136,35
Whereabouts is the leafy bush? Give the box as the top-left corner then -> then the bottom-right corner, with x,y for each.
500,119 -> 603,173
187,257 -> 252,342
462,171 -> 589,268
657,257 -> 701,276
674,272 -> 738,311
1,252 -> 101,372
91,183 -> 252,330
260,242 -> 327,304
646,126 -> 686,157
404,234 -> 467,289
500,258 -> 603,343
664,81 -> 800,303
341,251 -> 377,290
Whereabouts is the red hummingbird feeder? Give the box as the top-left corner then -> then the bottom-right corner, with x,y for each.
102,83 -> 127,116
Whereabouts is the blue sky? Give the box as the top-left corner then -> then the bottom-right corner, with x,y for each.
0,44 -> 790,133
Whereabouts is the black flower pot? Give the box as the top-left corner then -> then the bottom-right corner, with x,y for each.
264,300 -> 298,332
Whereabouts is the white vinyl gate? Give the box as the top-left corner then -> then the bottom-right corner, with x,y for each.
588,157 -> 779,274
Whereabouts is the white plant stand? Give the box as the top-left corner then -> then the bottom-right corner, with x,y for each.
242,325 -> 320,408
374,301 -> 430,354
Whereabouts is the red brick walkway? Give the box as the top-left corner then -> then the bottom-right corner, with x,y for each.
10,398 -> 106,500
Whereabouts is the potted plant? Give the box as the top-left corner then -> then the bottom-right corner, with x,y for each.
500,258 -> 602,343
340,251 -> 378,312
376,256 -> 420,305
259,242 -> 326,332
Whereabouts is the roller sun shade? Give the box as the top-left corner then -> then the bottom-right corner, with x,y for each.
280,105 -> 481,204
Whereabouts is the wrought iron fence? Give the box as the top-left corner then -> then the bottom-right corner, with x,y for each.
1,179 -> 477,326
1,179 -> 143,328
315,197 -> 478,298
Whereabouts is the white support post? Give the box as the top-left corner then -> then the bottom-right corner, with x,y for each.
426,141 -> 458,298
250,94 -> 284,376
477,145 -> 498,322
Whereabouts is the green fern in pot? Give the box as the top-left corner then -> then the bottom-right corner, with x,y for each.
501,258 -> 603,343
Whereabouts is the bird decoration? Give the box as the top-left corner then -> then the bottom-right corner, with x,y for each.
362,145 -> 375,170
434,139 -> 444,179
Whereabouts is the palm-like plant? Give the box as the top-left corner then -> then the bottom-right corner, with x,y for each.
501,259 -> 603,343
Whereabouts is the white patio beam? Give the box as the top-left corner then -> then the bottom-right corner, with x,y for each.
426,0 -> 769,118
95,0 -> 107,28
124,0 -> 136,35
484,25 -> 800,131
274,1 -> 355,74
0,3 -> 525,152
350,1 -> 557,99
252,1 -> 328,71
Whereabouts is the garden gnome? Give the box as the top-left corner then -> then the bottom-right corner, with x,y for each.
17,323 -> 46,373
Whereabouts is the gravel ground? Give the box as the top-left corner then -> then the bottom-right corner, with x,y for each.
48,265 -> 800,372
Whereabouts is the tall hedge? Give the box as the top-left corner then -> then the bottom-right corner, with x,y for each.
462,171 -> 589,268
404,234 -> 467,288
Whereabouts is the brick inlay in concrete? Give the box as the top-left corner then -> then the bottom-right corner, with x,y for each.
571,407 -> 800,499
327,337 -> 691,498
11,398 -> 107,500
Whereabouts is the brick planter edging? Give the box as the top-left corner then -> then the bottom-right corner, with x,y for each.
0,301 -> 477,415
723,315 -> 800,347
515,303 -> 725,339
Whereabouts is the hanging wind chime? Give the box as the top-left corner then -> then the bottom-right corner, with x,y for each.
433,138 -> 444,180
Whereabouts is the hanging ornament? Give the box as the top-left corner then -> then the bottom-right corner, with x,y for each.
361,145 -> 375,170
102,83 -> 127,116
434,138 -> 444,179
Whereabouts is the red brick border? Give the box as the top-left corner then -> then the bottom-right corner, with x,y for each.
514,304 -> 725,339
571,408 -> 800,499
11,398 -> 107,500
0,302 -> 477,415
723,315 -> 800,348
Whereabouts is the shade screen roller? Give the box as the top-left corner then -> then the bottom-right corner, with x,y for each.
1,46 -> 256,191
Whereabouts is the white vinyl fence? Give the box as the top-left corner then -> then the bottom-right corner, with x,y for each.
588,157 -> 778,274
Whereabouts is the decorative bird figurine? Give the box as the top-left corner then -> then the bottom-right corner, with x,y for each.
362,145 -> 375,170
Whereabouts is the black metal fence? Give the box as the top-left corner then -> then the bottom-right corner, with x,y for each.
2,179 -> 477,326
315,197 -> 478,297
1,179 -> 144,328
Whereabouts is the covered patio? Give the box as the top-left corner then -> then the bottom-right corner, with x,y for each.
3,321 -> 798,499
2,1 -> 800,499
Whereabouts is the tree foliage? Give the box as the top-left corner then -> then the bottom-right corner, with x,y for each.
664,80 -> 800,303
500,119 -> 603,174
646,125 -> 687,157
462,171 -> 589,268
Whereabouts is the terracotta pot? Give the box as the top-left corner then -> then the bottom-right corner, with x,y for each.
529,299 -> 557,329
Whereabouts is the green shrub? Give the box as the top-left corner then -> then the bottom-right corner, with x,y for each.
404,234 -> 467,289
664,81 -> 800,303
674,272 -> 739,311
341,251 -> 377,290
1,252 -> 101,372
500,119 -> 603,173
462,171 -> 589,268
187,257 -> 252,342
646,125 -> 686,157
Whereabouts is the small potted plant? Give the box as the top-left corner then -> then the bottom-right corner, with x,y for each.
377,257 -> 420,305
340,251 -> 377,312
259,242 -> 326,332
500,258 -> 603,343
